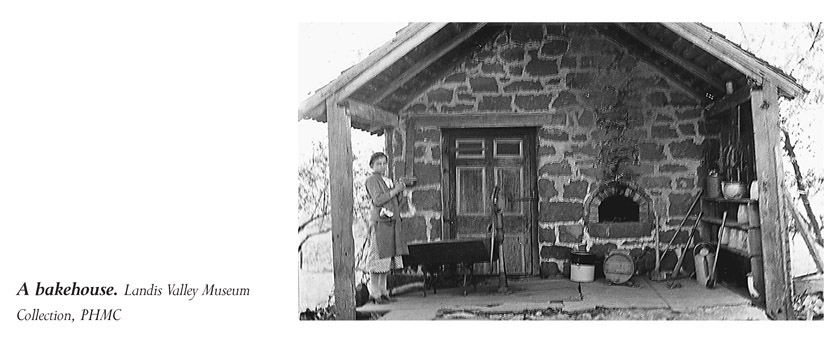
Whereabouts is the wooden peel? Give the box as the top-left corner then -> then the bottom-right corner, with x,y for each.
706,211 -> 727,288
659,190 -> 702,264
650,218 -> 666,281
671,212 -> 702,278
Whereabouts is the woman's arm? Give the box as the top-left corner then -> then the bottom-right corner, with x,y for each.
366,177 -> 405,207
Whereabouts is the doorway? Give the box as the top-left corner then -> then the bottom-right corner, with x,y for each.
442,127 -> 537,275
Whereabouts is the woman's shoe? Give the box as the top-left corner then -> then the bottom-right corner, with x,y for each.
380,295 -> 397,302
369,296 -> 389,304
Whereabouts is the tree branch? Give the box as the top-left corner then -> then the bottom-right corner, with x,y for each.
738,23 -> 750,50
809,22 -> 822,52
298,227 -> 332,253
298,211 -> 329,233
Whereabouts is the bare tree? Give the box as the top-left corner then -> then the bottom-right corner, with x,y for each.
298,140 -> 374,262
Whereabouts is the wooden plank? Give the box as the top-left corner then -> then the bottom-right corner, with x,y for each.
616,23 -> 725,92
747,203 -> 763,256
750,82 -> 794,320
748,227 -> 763,257
440,133 -> 452,240
704,86 -> 751,119
326,97 -> 356,320
793,273 -> 823,294
701,216 -> 750,229
409,112 -> 567,128
527,132 -> 539,276
786,193 -> 824,274
370,23 -> 487,105
750,256 -> 766,305
660,23 -> 806,99
344,99 -> 399,128
299,23 -> 447,120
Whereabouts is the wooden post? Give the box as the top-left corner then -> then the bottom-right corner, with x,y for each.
404,118 -> 416,177
326,97 -> 356,320
750,82 -> 794,320
385,127 -> 394,178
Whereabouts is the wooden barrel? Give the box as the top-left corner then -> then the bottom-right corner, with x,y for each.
603,253 -> 634,284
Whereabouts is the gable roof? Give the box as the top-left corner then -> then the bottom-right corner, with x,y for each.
298,22 -> 807,132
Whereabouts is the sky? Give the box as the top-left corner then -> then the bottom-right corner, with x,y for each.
297,23 -> 407,161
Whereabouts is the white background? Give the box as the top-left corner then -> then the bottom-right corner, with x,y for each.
0,0 -> 831,338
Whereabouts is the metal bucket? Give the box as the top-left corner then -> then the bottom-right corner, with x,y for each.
694,243 -> 716,286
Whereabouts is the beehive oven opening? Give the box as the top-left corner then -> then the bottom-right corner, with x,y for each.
599,195 -> 640,222
586,181 -> 651,225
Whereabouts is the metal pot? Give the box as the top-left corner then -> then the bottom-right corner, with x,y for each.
706,175 -> 722,198
722,181 -> 748,199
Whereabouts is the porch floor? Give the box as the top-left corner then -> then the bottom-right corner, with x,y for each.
356,274 -> 767,320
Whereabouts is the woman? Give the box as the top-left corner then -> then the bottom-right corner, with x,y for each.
363,151 -> 409,304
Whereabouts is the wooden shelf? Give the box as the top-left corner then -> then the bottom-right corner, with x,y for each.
707,242 -> 754,258
701,216 -> 752,229
701,197 -> 758,204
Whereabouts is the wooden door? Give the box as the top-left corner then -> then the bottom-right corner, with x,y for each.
443,128 -> 535,275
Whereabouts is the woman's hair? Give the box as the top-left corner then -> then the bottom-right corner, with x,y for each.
369,152 -> 388,167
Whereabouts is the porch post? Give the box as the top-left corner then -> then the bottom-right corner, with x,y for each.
326,97 -> 356,320
750,82 -> 794,320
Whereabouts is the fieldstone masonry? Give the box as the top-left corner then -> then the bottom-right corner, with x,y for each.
390,24 -> 705,277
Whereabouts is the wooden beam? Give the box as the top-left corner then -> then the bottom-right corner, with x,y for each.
750,82 -> 794,320
793,273 -> 823,295
326,97 -> 356,320
385,127 -> 395,185
344,99 -> 398,128
704,85 -> 752,119
440,133 -> 451,239
370,23 -> 487,105
404,118 -> 416,177
786,192 -> 824,274
616,23 -> 726,92
298,23 -> 436,121
409,112 -> 566,128
661,23 -> 807,99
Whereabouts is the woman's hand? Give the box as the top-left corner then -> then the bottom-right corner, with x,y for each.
393,181 -> 406,193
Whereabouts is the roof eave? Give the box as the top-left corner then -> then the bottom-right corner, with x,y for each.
298,22 -> 449,122
662,23 -> 808,100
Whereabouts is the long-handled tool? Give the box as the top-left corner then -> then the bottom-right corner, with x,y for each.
652,190 -> 701,281
650,206 -> 664,280
706,211 -> 727,288
670,212 -> 703,278
659,190 -> 702,265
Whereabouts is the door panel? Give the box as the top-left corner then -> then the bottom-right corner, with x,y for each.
445,128 -> 534,276
456,167 -> 486,216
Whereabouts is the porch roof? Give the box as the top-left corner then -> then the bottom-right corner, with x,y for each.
298,22 -> 807,134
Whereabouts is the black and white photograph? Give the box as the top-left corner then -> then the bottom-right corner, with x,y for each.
297,22 -> 825,321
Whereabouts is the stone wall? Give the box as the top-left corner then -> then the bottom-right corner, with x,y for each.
393,24 -> 706,276
389,125 -> 444,243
